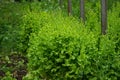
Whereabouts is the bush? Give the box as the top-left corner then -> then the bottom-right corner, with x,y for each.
1,1 -> 120,80
107,2 -> 120,53
25,6 -> 120,79
19,11 -> 51,53
25,12 -> 90,79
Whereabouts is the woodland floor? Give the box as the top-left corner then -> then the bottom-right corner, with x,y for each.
0,53 -> 28,80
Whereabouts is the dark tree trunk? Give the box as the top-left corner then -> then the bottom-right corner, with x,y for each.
68,0 -> 72,16
101,0 -> 107,35
80,0 -> 85,22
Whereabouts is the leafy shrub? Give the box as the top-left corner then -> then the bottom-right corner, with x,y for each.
25,5 -> 120,79
85,1 -> 101,35
0,1 -> 120,80
19,11 -> 51,53
25,12 -> 81,79
84,35 -> 120,80
107,2 -> 120,53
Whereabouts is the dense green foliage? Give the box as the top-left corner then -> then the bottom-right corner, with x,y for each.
23,2 -> 120,79
19,11 -> 50,53
0,2 -> 30,53
0,1 -> 120,80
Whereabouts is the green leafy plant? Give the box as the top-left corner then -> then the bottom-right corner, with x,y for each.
0,2 -> 30,53
19,11 -> 51,53
25,3 -> 120,79
1,72 -> 16,80
25,12 -> 98,79
0,1 -> 120,80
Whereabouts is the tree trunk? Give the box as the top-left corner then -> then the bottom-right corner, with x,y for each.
68,0 -> 72,16
101,0 -> 107,35
80,0 -> 85,22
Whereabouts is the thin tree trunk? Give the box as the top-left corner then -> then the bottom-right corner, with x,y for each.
101,0 -> 107,35
68,0 -> 72,16
80,0 -> 85,22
